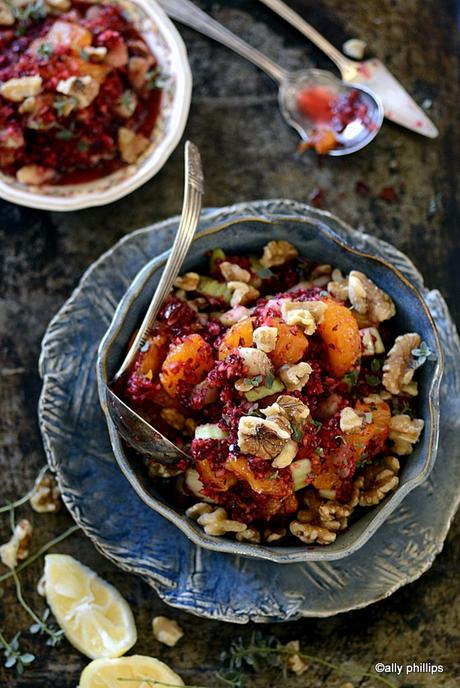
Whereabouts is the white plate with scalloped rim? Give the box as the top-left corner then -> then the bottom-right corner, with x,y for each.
0,0 -> 192,211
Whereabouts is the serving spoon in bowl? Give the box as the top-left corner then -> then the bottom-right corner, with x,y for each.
105,141 -> 204,465
160,0 -> 384,155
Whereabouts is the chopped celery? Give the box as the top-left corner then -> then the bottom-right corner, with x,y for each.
194,423 -> 229,440
198,276 -> 231,303
290,458 -> 312,491
244,378 -> 284,401
209,248 -> 226,273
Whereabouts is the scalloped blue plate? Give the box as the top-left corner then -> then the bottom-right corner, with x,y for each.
39,200 -> 460,622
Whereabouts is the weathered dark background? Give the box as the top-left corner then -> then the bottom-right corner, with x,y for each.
1,1 -> 459,686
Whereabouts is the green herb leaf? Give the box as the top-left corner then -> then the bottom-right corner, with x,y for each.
365,374 -> 380,387
342,370 -> 359,390
243,375 -> 262,387
145,69 -> 169,90
311,418 -> 322,429
37,42 -> 53,59
411,340 -> 433,368
314,447 -> 324,456
56,128 -> 73,141
370,358 -> 381,372
264,371 -> 275,389
291,422 -> 303,442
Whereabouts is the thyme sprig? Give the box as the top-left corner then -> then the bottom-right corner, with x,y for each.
0,465 -> 48,514
118,632 -> 398,688
0,630 -> 35,674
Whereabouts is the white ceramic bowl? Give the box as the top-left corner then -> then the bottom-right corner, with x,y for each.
0,0 -> 192,211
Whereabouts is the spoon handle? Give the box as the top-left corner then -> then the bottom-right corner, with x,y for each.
258,0 -> 354,77
160,0 -> 288,83
113,141 -> 204,381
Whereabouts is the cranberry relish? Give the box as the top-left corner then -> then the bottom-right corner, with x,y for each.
119,241 -> 427,546
0,0 -> 163,185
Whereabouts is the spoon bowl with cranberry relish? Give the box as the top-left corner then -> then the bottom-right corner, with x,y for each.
0,0 -> 191,210
97,207 -> 442,562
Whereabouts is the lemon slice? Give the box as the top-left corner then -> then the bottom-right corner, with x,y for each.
44,554 -> 137,659
79,656 -> 184,688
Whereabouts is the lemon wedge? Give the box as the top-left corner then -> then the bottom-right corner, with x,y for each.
79,656 -> 184,688
44,554 -> 137,659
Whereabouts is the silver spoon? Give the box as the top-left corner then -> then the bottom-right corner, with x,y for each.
106,141 -> 204,465
160,0 -> 384,155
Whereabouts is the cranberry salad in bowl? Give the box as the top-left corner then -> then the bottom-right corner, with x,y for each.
99,217 -> 442,562
0,0 -> 191,209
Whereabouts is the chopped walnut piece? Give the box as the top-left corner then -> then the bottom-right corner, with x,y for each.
260,240 -> 298,268
275,395 -> 310,424
300,300 -> 328,324
219,306 -> 251,326
128,56 -> 151,90
220,261 -> 251,283
152,616 -> 184,647
360,327 -> 385,356
339,406 -> 363,433
30,474 -> 61,513
17,165 -> 55,186
328,277 -> 349,302
290,520 -> 336,545
238,415 -> 291,460
174,272 -> 200,291
278,362 -> 312,392
114,89 -> 138,118
0,519 -> 33,569
0,0 -> 14,25
197,506 -> 247,536
160,408 -> 186,431
185,502 -> 213,520
0,75 -> 43,102
286,640 -> 309,675
118,127 -> 150,164
263,527 -> 286,543
81,45 -> 107,62
236,527 -> 261,544
348,270 -> 396,323
227,281 -> 259,307
299,490 -> 355,533
281,301 -> 316,334
238,347 -> 273,377
354,456 -> 400,506
253,326 -> 278,353
56,75 -> 99,109
382,333 -> 421,394
389,414 -> 424,455
272,439 -> 298,468
46,0 -> 71,11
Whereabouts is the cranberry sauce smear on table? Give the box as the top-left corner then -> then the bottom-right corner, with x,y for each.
0,0 -> 163,185
118,241 -> 429,546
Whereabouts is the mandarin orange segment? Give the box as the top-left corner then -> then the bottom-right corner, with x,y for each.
47,21 -> 93,48
160,334 -> 214,397
196,459 -> 236,492
344,399 -> 391,458
225,457 -> 291,498
218,318 -> 253,361
267,319 -> 308,368
317,301 -> 361,377
139,334 -> 168,379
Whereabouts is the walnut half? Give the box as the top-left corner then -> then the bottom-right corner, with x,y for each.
348,271 -> 396,323
152,616 -> 184,647
260,240 -> 298,268
237,415 -> 291,460
389,414 -> 424,455
382,333 -> 421,394
354,456 -> 400,506
0,519 -> 33,569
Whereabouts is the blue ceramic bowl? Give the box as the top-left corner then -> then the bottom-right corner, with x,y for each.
97,202 -> 443,563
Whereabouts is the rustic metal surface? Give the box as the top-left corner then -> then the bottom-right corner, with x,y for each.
0,1 -> 459,686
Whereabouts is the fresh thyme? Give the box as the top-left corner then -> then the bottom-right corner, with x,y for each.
0,465 -> 48,514
0,630 -> 35,675
117,632 -> 399,688
145,68 -> 169,90
411,341 -> 433,368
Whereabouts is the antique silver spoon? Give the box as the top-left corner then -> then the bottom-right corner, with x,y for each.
106,141 -> 204,465
160,0 -> 384,155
